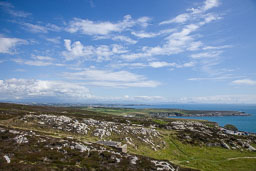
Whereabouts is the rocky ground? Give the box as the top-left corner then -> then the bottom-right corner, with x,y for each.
0,103 -> 255,171
18,114 -> 256,153
165,120 -> 256,151
0,126 -> 195,171
20,114 -> 164,151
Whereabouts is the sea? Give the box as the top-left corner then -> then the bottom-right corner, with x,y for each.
120,104 -> 256,133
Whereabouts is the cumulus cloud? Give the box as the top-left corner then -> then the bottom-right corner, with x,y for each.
63,69 -> 160,88
0,37 -> 27,54
0,79 -> 91,100
63,39 -> 127,61
232,79 -> 256,86
66,15 -> 151,36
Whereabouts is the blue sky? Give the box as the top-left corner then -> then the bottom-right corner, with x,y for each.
0,0 -> 256,104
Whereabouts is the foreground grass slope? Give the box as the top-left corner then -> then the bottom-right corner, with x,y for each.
0,103 -> 255,171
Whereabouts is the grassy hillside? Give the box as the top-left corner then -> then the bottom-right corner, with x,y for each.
0,103 -> 255,171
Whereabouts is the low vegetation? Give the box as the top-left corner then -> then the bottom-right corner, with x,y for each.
224,124 -> 238,131
0,103 -> 255,171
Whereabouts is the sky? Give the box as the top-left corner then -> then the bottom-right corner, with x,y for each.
0,0 -> 256,104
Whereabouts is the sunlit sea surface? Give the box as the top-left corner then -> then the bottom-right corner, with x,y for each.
120,104 -> 256,133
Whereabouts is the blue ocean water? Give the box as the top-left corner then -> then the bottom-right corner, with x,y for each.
122,104 -> 256,133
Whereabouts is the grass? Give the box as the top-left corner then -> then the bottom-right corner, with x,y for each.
83,107 -> 235,117
152,119 -> 168,125
129,131 -> 256,171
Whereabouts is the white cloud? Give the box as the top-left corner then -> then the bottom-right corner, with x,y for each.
32,55 -> 54,61
187,41 -> 203,51
109,61 -> 195,69
13,55 -> 62,67
0,1 -> 31,17
63,39 -> 127,61
160,13 -> 190,25
112,35 -> 137,44
22,23 -> 48,33
180,61 -> 196,68
65,69 -> 143,82
131,31 -> 159,38
203,0 -> 219,11
68,1 -> 222,64
202,45 -> 232,50
84,81 -> 160,88
188,0 -> 219,14
190,51 -> 222,59
149,61 -> 176,68
149,61 -> 195,69
45,37 -> 61,44
0,37 -> 27,54
160,0 -> 219,25
137,16 -> 151,27
122,3 -> 222,61
66,15 -> 151,36
188,75 -> 234,81
63,69 -> 160,88
21,23 -> 61,33
177,94 -> 256,104
0,78 -> 91,100
232,79 -> 256,86
0,1 -> 13,8
121,24 -> 203,60
123,95 -> 166,101
131,29 -> 176,38
109,62 -> 147,69
22,60 -> 53,66
13,58 -> 53,66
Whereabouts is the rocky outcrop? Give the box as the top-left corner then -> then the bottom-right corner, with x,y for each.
22,114 -> 164,151
167,120 -> 256,152
0,126 -> 186,171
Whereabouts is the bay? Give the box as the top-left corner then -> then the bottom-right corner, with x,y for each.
121,104 -> 256,133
